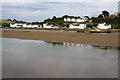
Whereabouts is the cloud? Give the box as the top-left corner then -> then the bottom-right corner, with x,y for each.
2,0 -> 120,2
2,2 -> 118,22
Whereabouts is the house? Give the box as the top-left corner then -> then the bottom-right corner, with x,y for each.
69,23 -> 86,29
63,18 -> 73,22
43,23 -> 59,28
43,24 -> 53,28
64,17 -> 87,23
97,23 -> 111,29
82,16 -> 90,21
112,12 -> 120,17
22,24 -> 42,28
71,18 -> 76,22
10,23 -> 23,28
64,16 -> 87,29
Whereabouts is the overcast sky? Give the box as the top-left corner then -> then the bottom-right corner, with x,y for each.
1,0 -> 119,22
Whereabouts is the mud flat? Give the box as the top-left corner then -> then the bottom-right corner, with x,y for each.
1,29 -> 119,46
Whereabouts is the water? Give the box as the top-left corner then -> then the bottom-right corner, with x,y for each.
2,38 -> 118,78
0,38 -> 2,79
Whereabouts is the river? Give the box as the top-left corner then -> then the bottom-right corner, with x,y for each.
1,38 -> 118,78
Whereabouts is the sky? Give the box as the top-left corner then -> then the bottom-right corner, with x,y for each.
1,0 -> 119,22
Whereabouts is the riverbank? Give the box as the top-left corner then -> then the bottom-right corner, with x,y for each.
1,29 -> 119,46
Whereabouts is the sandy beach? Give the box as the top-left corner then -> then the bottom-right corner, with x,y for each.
1,29 -> 119,46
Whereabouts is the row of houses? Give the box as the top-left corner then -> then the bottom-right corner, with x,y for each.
10,17 -> 111,29
64,17 -> 87,29
64,16 -> 89,22
10,22 -> 111,29
10,23 -> 87,29
10,23 -> 60,28
64,17 -> 87,22
10,23 -> 42,28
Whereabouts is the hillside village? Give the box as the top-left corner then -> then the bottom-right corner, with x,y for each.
1,11 -> 120,31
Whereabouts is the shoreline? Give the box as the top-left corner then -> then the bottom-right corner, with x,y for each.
1,29 -> 119,46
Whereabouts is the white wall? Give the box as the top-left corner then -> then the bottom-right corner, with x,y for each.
64,18 -> 67,22
43,24 -> 59,28
64,18 -> 86,22
23,24 -> 40,28
43,24 -> 52,28
69,24 -> 86,29
71,18 -> 76,22
10,23 -> 23,28
67,18 -> 71,22
97,23 -> 111,29
10,23 -> 42,28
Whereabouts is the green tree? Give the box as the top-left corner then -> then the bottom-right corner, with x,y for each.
102,10 -> 110,17
53,16 -> 56,19
98,14 -> 103,18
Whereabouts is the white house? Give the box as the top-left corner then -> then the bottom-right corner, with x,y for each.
22,24 -> 42,28
10,23 -> 23,28
43,23 -> 59,28
64,17 -> 87,23
69,23 -> 86,29
97,23 -> 111,29
71,18 -> 76,22
64,18 -> 71,22
76,19 -> 81,22
43,24 -> 52,28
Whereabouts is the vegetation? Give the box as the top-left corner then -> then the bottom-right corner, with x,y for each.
44,16 -> 65,27
91,11 -> 120,29
0,19 -> 14,27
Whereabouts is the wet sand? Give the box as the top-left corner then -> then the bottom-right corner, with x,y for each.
1,29 -> 119,46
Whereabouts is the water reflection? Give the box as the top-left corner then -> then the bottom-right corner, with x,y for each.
45,41 -> 119,50
2,38 -> 118,78
92,45 -> 119,50
44,41 -> 86,47
45,41 -> 64,46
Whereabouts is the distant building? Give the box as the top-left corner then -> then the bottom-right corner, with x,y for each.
64,17 -> 87,23
22,24 -> 41,28
97,23 -> 111,29
114,12 -> 120,17
43,24 -> 52,28
10,23 -> 23,28
82,16 -> 90,21
43,23 -> 59,28
64,16 -> 89,29
69,23 -> 86,29
10,23 -> 42,28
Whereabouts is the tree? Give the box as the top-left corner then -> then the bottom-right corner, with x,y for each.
84,16 -> 90,20
86,23 -> 93,29
32,22 -> 39,24
13,19 -> 16,22
98,14 -> 103,18
62,15 -> 68,18
102,10 -> 110,17
53,16 -> 56,19
98,14 -> 104,22
7,19 -> 12,21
